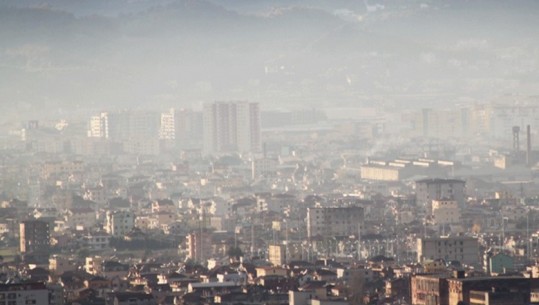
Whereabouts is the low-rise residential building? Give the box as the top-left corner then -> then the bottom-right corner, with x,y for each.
49,255 -> 77,275
105,292 -> 156,305
0,282 -> 50,305
84,232 -> 111,250
105,211 -> 135,237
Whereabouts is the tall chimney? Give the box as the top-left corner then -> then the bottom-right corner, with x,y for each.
527,125 -> 532,166
513,126 -> 520,151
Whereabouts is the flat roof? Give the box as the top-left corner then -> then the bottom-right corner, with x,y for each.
416,178 -> 465,184
189,282 -> 240,288
447,276 -> 527,282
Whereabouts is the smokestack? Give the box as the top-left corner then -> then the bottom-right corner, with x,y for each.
513,126 -> 520,151
527,125 -> 532,166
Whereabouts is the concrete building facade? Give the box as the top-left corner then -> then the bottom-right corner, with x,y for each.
203,101 -> 261,154
415,178 -> 466,211
431,199 -> 461,225
417,236 -> 479,266
105,211 -> 135,237
307,206 -> 363,239
186,230 -> 212,263
0,282 -> 51,305
20,219 -> 50,254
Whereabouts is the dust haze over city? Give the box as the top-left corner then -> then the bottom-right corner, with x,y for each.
1,1 -> 539,305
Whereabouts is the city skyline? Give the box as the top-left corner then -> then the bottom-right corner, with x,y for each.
1,1 -> 539,305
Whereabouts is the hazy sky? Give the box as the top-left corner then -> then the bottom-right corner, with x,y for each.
1,0 -> 538,122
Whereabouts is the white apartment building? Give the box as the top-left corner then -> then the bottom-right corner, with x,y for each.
105,211 -> 135,237
159,108 -> 175,140
87,112 -> 109,138
0,283 -> 50,305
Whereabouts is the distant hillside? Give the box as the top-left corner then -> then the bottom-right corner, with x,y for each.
0,0 -> 538,121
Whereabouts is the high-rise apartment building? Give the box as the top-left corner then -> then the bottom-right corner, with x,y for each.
306,206 -> 364,239
87,110 -> 161,154
107,111 -> 130,142
20,219 -> 50,254
87,110 -> 161,142
203,101 -> 261,154
159,108 -> 175,140
88,112 -> 109,138
175,108 -> 203,149
186,230 -> 212,262
128,111 -> 161,141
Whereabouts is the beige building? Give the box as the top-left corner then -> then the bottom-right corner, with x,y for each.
85,256 -> 104,275
431,200 -> 461,225
255,266 -> 287,278
360,164 -> 406,181
269,244 -> 287,266
151,199 -> 176,214
41,160 -> 84,179
410,274 -> 450,305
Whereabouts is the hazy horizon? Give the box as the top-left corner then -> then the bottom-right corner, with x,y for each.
1,0 -> 539,123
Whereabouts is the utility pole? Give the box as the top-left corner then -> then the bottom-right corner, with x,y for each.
285,220 -> 289,263
357,222 -> 361,260
250,220 -> 255,258
527,207 -> 530,259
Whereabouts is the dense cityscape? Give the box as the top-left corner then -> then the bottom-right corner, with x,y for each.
2,0 -> 539,305
0,98 -> 539,305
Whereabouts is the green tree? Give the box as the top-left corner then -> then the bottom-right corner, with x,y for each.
227,246 -> 243,259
